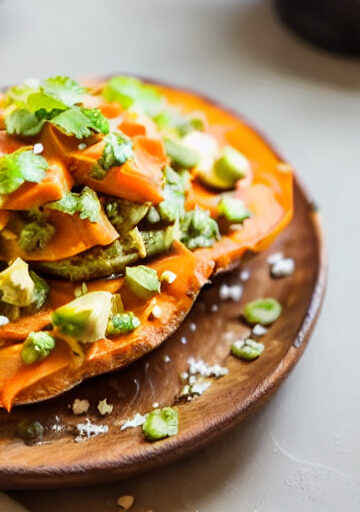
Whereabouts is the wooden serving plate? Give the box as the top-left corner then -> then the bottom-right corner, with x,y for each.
0,95 -> 326,489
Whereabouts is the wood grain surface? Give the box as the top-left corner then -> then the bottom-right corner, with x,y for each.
0,173 -> 326,489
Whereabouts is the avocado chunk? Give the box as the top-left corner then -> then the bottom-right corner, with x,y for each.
218,196 -> 252,223
107,312 -> 140,336
213,145 -> 250,185
164,137 -> 200,170
125,265 -> 160,300
142,407 -> 178,442
21,331 -> 55,365
52,291 -> 113,343
0,257 -> 34,307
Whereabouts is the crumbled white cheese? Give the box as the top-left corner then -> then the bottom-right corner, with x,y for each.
152,402 -> 159,408
78,143 -> 87,150
0,315 -> 9,326
191,380 -> 211,395
161,270 -> 177,284
189,322 -> 197,332
187,357 -> 229,378
180,371 -> 189,382
181,336 -> 187,345
150,305 -> 162,319
239,269 -> 250,281
163,355 -> 171,363
267,252 -> 283,265
252,324 -> 268,336
72,398 -> 90,415
120,412 -> 147,431
33,143 -> 44,155
75,418 -> 108,442
270,257 -> 295,278
219,283 -> 243,301
97,398 -> 114,416
211,304 -> 219,313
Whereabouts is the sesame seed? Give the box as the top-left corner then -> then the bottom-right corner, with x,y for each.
211,304 -> 219,312
152,402 -> 159,408
163,355 -> 171,363
189,322 -> 197,332
181,336 -> 187,345
78,143 -> 87,150
150,305 -> 162,319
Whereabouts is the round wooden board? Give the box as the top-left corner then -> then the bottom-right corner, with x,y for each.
0,94 -> 326,489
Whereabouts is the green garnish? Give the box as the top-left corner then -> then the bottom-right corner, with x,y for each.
97,132 -> 133,171
51,107 -> 109,139
218,196 -> 251,223
213,145 -> 249,185
180,207 -> 220,250
142,407 -> 178,441
176,116 -> 204,137
47,186 -> 101,223
103,76 -> 162,117
164,137 -> 200,170
243,298 -> 282,325
26,91 -> 67,114
231,338 -> 264,360
125,265 -> 160,300
16,420 -> 44,446
106,312 -> 141,336
158,167 -> 187,223
0,148 -> 47,195
18,221 -> 55,252
5,109 -> 46,137
105,197 -> 150,234
42,76 -> 86,107
29,271 -> 50,310
21,331 -> 56,364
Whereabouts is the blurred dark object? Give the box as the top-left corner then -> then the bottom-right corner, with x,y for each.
275,0 -> 360,56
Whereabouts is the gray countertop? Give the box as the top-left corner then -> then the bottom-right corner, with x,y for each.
1,0 -> 360,510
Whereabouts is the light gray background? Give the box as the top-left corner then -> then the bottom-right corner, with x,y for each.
1,0 -> 359,510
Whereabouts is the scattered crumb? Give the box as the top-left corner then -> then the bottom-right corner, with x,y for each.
187,357 -> 229,378
72,398 -> 90,415
78,143 -> 87,150
150,305 -> 162,319
117,495 -> 135,510
190,380 -> 211,395
270,257 -> 295,278
152,402 -> 159,408
252,324 -> 268,336
223,331 -> 235,341
0,315 -> 9,326
189,322 -> 197,332
210,304 -> 219,312
161,270 -> 177,284
33,142 -> 44,154
180,371 -> 189,382
120,413 -> 147,431
163,355 -> 171,363
267,252 -> 283,265
97,398 -> 113,416
75,418 -> 108,442
239,269 -> 250,281
180,336 -> 187,345
219,283 -> 243,301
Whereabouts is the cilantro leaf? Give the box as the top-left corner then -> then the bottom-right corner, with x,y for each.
0,149 -> 48,195
103,76 -> 163,117
42,76 -> 86,107
26,92 -> 67,113
51,107 -> 109,139
158,167 -> 187,223
4,84 -> 37,108
98,132 -> 133,170
5,109 -> 46,137
46,186 -> 101,223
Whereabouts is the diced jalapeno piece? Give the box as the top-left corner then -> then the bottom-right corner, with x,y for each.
214,145 -> 250,184
125,265 -> 160,300
218,197 -> 251,223
106,312 -> 140,336
21,331 -> 55,365
164,137 -> 200,170
16,420 -> 44,445
142,407 -> 178,442
231,338 -> 264,360
243,297 -> 282,325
